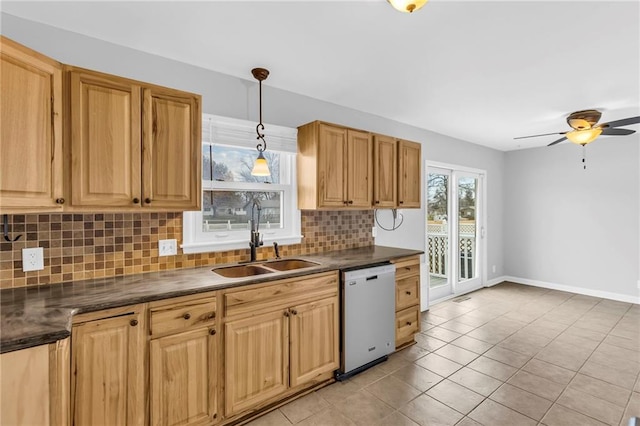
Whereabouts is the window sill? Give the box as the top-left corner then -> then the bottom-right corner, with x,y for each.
181,235 -> 303,255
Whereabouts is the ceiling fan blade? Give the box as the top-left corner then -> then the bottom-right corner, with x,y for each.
514,131 -> 565,140
601,128 -> 636,136
547,136 -> 567,146
598,116 -> 640,129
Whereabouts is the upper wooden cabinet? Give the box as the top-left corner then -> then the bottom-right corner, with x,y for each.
398,140 -> 421,208
373,134 -> 398,208
298,121 -> 372,209
67,67 -> 201,211
0,36 -> 63,213
298,121 -> 421,210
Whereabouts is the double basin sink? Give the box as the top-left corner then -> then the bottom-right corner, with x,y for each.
212,259 -> 320,278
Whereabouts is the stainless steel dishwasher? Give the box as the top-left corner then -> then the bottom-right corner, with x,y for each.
337,263 -> 396,380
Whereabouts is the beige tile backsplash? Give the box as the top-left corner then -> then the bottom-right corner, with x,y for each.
0,210 -> 374,289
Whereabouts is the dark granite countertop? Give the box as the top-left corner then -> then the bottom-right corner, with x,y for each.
0,245 -> 422,353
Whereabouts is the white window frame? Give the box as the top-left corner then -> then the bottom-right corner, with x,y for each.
182,114 -> 301,254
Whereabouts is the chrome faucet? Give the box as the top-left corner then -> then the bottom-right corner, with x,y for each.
249,199 -> 263,262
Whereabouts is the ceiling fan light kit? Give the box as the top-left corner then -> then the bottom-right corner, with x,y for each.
566,128 -> 602,145
387,0 -> 428,13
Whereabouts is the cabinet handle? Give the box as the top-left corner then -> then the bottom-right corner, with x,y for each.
183,313 -> 191,320
405,291 -> 411,295
399,200 -> 404,204
55,198 -> 65,204
290,309 -> 298,315
209,329 -> 216,336
343,201 -> 348,205
406,321 -> 412,326
132,198 -> 140,204
348,200 -> 353,205
130,319 -> 138,327
375,200 -> 380,204
208,312 -> 216,319
405,267 -> 411,271
284,311 -> 289,317
144,198 -> 152,204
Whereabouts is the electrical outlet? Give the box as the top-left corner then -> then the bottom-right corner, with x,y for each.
22,247 -> 44,272
492,265 -> 496,273
158,239 -> 178,256
637,280 -> 640,290
372,227 -> 377,238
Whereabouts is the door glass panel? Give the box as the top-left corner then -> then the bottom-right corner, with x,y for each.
458,177 -> 477,282
427,172 -> 449,289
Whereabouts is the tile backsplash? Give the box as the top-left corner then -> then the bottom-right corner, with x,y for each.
0,210 -> 374,289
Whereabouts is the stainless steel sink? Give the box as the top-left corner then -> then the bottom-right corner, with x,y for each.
262,259 -> 320,271
212,264 -> 274,278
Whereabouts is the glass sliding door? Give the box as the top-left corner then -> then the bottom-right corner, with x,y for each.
427,165 -> 484,302
427,168 -> 452,300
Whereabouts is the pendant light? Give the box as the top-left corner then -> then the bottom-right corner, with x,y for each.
250,67 -> 271,176
387,0 -> 428,13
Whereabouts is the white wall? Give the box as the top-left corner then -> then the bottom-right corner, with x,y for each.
1,12 -> 507,292
504,137 -> 640,303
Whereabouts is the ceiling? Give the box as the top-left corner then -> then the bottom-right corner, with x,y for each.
3,1 -> 639,151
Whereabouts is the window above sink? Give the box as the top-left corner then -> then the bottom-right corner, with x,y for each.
183,114 -> 302,254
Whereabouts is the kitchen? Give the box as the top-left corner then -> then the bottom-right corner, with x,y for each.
1,1 -> 639,426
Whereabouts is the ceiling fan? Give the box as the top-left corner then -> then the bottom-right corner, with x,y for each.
515,109 -> 640,146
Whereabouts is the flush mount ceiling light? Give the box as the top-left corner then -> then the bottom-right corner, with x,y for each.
250,67 -> 271,177
387,0 -> 428,13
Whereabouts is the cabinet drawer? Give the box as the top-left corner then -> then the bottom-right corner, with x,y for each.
393,256 -> 420,280
396,275 -> 420,311
150,296 -> 216,336
224,271 -> 338,318
395,305 -> 420,348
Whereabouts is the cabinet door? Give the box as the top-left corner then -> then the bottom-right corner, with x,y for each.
398,140 -> 421,208
289,296 -> 339,388
346,130 -> 372,208
373,135 -> 397,208
150,328 -> 217,426
317,124 -> 347,207
224,310 -> 289,417
69,70 -> 142,208
142,88 -> 201,210
0,36 -> 63,212
71,312 -> 145,426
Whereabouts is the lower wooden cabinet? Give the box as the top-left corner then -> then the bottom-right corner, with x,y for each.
0,338 -> 69,426
223,272 -> 340,420
149,292 -> 219,426
150,328 -> 218,426
392,256 -> 422,349
71,306 -> 145,426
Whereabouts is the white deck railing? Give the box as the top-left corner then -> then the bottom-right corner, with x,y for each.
428,221 -> 476,280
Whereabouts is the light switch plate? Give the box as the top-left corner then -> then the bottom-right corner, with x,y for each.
158,239 -> 178,256
22,247 -> 44,272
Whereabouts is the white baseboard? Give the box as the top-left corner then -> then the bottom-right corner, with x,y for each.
485,276 -> 507,287
504,276 -> 640,304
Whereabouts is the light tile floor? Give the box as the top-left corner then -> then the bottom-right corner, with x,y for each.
247,282 -> 640,426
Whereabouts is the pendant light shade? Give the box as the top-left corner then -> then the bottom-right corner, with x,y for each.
251,67 -> 271,177
566,128 -> 602,145
387,0 -> 428,13
251,151 -> 270,176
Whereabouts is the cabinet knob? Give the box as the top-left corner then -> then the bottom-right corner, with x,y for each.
405,291 -> 411,295
132,198 -> 140,204
183,313 -> 191,320
144,198 -> 152,204
406,321 -> 412,326
348,200 -> 353,205
290,309 -> 298,315
284,311 -> 289,317
209,329 -> 216,336
55,198 -> 65,204
399,201 -> 404,204
130,319 -> 138,327
208,312 -> 216,319
375,200 -> 380,204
